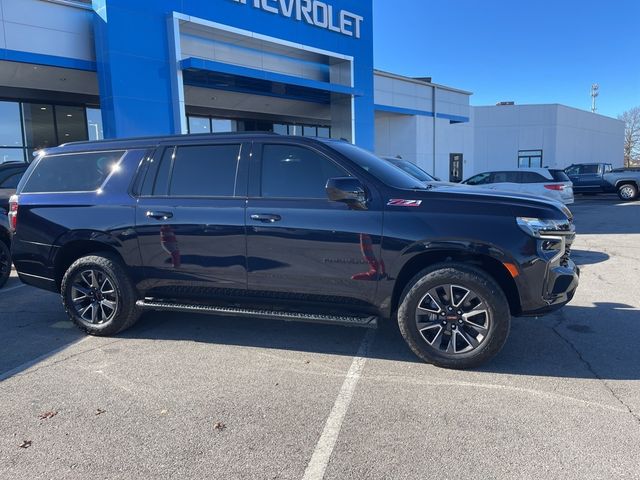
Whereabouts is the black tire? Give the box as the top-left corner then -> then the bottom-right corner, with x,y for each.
397,263 -> 511,369
61,253 -> 141,336
617,184 -> 638,201
0,240 -> 10,290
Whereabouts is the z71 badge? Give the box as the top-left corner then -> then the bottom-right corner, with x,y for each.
387,199 -> 423,207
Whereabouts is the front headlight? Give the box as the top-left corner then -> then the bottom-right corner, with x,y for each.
516,217 -> 572,238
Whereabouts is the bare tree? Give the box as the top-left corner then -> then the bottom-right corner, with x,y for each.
619,106 -> 640,167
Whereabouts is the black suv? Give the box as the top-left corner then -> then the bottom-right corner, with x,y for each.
9,134 -> 579,368
0,161 -> 29,288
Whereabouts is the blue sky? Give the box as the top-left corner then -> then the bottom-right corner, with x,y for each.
373,0 -> 640,118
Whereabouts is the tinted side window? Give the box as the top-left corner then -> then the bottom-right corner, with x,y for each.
0,172 -> 22,189
466,173 -> 491,185
168,144 -> 240,197
565,166 -> 579,175
141,148 -> 172,196
520,172 -> 548,183
581,165 -> 599,174
261,144 -> 349,198
492,171 -> 519,183
550,170 -> 570,182
22,151 -> 124,193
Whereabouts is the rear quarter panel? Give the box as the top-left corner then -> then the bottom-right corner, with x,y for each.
12,150 -> 145,284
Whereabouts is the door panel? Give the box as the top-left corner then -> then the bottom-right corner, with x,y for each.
245,142 -> 384,307
134,142 -> 249,296
136,198 -> 247,293
246,198 -> 383,305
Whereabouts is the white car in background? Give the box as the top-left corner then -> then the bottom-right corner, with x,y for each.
462,168 -> 574,204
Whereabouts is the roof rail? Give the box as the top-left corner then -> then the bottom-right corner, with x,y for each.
59,131 -> 280,148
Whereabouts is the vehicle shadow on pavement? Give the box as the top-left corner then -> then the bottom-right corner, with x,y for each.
124,310 -> 423,363
3,290 -> 638,381
570,249 -> 609,266
480,302 -> 640,380
0,280 -> 84,382
122,300 -> 640,380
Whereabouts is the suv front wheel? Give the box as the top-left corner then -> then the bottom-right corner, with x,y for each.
61,253 -> 141,335
397,263 -> 511,369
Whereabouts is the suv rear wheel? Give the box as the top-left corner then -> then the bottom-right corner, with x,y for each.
61,253 -> 141,335
397,263 -> 510,369
0,240 -> 11,289
618,184 -> 638,201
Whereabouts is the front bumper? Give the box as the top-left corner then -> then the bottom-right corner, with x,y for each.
521,260 -> 580,317
518,261 -> 580,316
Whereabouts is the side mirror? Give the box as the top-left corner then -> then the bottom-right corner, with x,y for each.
326,177 -> 368,210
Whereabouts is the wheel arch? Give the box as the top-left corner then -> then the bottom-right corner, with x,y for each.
52,237 -> 125,288
615,179 -> 640,189
390,250 -> 521,317
0,227 -> 10,250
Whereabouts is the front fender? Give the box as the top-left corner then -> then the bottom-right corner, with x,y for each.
400,238 -> 516,266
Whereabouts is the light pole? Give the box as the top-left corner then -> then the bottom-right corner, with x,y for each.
590,84 -> 599,113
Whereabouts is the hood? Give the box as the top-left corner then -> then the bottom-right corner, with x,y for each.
424,181 -> 563,207
406,182 -> 571,220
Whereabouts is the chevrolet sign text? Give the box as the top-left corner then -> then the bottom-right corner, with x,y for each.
232,0 -> 364,39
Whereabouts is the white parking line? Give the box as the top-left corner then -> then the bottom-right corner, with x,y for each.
0,283 -> 26,294
302,329 -> 376,480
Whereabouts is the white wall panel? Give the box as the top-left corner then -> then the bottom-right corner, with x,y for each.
4,22 -> 94,60
472,104 -> 624,173
0,0 -> 94,61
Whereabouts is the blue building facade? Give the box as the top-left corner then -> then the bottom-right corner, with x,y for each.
1,0 -> 476,180
93,0 -> 373,148
0,0 -> 373,160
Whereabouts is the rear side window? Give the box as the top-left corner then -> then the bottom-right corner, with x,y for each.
261,144 -> 349,198
520,172 -> 549,183
549,170 -> 570,182
0,171 -> 23,189
21,151 -> 124,193
491,171 -> 519,183
169,144 -> 240,197
139,144 -> 241,197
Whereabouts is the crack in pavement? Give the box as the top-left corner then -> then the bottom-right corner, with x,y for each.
552,310 -> 640,426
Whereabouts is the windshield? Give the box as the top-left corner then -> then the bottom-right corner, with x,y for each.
387,159 -> 435,182
329,142 -> 424,189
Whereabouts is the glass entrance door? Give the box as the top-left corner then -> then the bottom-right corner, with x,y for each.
449,153 -> 463,183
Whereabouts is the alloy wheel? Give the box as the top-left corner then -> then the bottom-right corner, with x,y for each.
70,269 -> 119,325
0,247 -> 10,277
620,186 -> 636,200
415,284 -> 491,355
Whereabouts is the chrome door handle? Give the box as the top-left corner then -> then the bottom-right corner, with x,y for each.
250,214 -> 282,223
146,211 -> 173,220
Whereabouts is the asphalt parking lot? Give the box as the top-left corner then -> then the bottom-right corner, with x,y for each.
1,194 -> 639,480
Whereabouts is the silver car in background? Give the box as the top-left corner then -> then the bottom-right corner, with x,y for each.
462,168 -> 575,204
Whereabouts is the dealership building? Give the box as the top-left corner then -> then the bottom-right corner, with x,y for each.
0,0 -> 625,180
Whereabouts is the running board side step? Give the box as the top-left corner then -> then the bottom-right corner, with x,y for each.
136,300 -> 379,329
